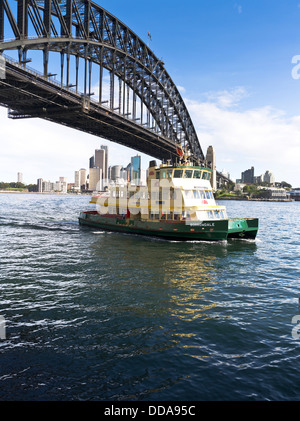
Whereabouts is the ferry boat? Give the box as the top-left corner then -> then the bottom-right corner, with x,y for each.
79,158 -> 258,241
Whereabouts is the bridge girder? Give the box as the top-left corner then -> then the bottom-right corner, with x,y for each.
0,0 -> 205,164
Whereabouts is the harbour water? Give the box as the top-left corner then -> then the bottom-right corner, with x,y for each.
0,193 -> 299,401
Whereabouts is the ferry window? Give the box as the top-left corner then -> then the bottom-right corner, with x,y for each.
184,170 -> 193,178
202,211 -> 208,220
154,213 -> 160,220
208,210 -> 214,219
200,191 -> 206,199
202,172 -> 207,180
156,172 -> 160,179
209,192 -> 214,199
205,191 -> 210,199
160,170 -> 167,179
173,169 -> 183,178
174,214 -> 181,221
184,190 -> 193,199
214,210 -> 220,219
161,213 -> 167,220
167,170 -> 173,179
193,190 -> 200,199
193,170 -> 201,179
167,212 -> 173,220
207,173 -> 211,181
220,211 -> 224,219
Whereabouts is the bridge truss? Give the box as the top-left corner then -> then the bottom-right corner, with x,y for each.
0,0 -> 205,164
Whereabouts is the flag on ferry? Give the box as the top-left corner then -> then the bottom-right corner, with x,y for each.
176,146 -> 184,158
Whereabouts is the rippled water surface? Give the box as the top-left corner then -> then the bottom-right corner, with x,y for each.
0,193 -> 300,401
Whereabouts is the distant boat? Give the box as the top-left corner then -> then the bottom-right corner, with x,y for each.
79,157 -> 258,241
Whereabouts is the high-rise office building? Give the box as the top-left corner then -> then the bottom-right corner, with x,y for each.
94,145 -> 108,180
79,168 -> 87,191
74,171 -> 80,191
17,172 -> 23,183
131,155 -> 141,184
89,167 -> 102,191
241,167 -> 254,184
263,170 -> 275,185
101,145 -> 108,181
37,178 -> 43,193
111,165 -> 123,181
89,155 -> 95,169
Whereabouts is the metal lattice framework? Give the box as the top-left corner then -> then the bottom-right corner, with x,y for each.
0,0 -> 205,164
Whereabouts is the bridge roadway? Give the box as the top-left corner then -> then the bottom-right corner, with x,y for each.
0,56 -> 184,164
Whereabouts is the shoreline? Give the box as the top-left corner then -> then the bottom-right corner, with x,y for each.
0,190 -> 296,202
216,197 -> 294,202
0,190 -> 90,195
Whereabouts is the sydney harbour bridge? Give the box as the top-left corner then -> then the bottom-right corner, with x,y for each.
0,0 -> 229,187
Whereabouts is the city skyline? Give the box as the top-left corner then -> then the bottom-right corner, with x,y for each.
1,1 -> 300,187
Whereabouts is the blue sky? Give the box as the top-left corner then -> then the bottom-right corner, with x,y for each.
1,0 -> 300,186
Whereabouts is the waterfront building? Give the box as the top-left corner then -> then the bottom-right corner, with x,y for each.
206,146 -> 216,191
126,163 -> 132,182
263,170 -> 275,185
89,155 -> 95,169
79,168 -> 87,191
131,155 -> 141,184
17,172 -> 23,183
42,180 -> 54,192
74,171 -> 80,191
220,169 -> 230,181
289,189 -> 300,201
111,165 -> 123,182
241,167 -> 254,184
37,178 -> 43,193
89,167 -> 102,191
264,187 -> 290,200
101,145 -> 109,181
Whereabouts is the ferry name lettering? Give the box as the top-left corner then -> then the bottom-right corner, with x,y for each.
199,222 -> 215,227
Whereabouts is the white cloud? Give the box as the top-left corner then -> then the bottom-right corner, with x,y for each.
185,89 -> 300,186
0,107 -> 148,185
1,86 -> 299,187
234,3 -> 242,14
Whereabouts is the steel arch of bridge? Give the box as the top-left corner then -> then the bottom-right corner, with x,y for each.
0,0 -> 205,164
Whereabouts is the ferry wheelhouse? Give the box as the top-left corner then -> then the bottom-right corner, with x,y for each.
79,159 -> 258,241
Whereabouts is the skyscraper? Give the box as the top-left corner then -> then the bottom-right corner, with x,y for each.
74,171 -> 80,191
89,155 -> 95,169
101,145 -> 108,181
241,167 -> 254,184
17,172 -> 23,183
37,178 -> 43,193
89,167 -> 102,191
131,155 -> 141,184
79,168 -> 87,191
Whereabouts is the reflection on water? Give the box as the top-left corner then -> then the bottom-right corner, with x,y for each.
2,194 -> 299,401
88,231 -> 258,325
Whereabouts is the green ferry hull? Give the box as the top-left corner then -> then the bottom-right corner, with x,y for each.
79,212 -> 258,241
